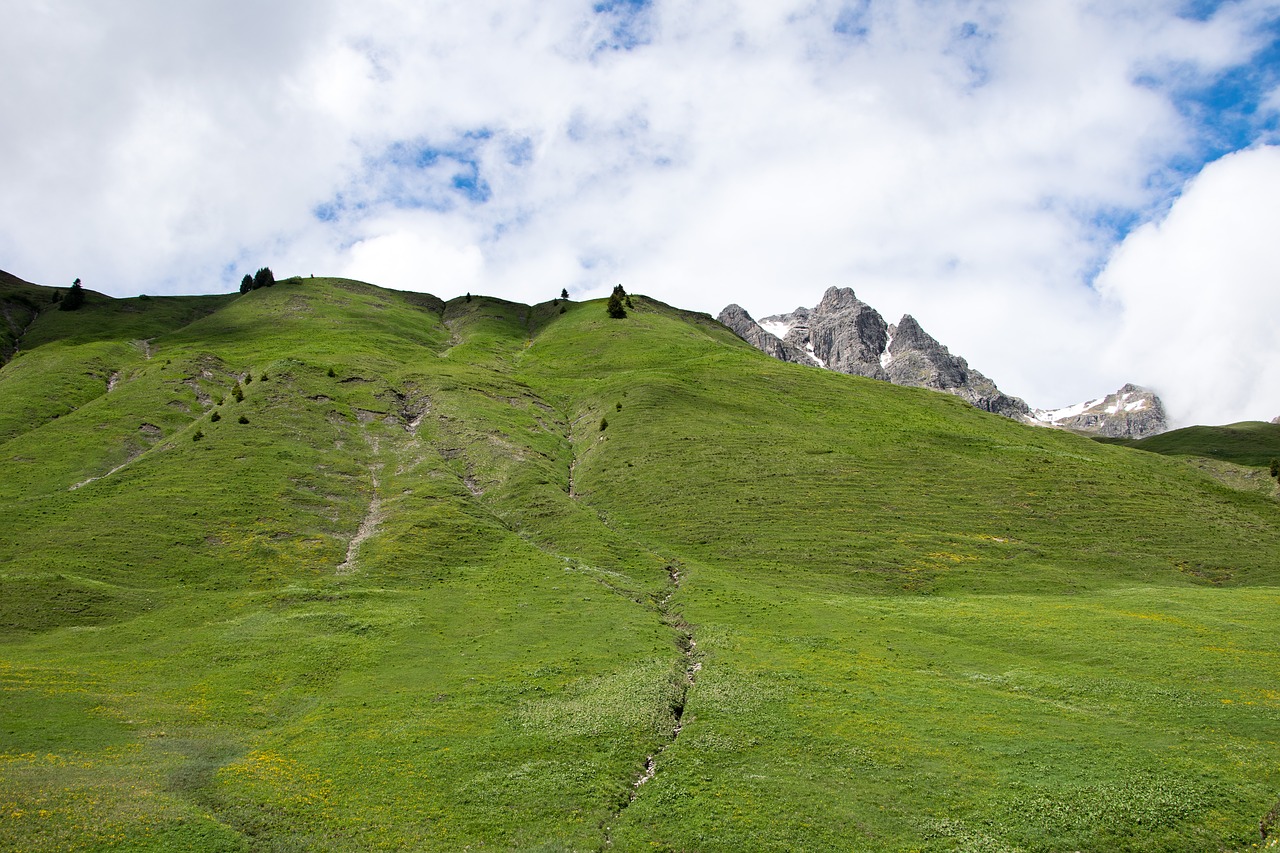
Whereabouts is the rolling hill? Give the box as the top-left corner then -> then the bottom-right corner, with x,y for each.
1,273 -> 1278,851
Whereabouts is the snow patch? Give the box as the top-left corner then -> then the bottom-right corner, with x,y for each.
1032,397 -> 1103,424
880,330 -> 894,369
805,342 -> 827,369
760,319 -> 792,340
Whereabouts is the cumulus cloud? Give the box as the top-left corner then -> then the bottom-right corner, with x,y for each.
3,0 -> 1280,417
340,224 -> 485,295
1097,145 -> 1280,426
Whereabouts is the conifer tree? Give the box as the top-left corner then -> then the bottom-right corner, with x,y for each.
59,278 -> 85,311
607,283 -> 628,319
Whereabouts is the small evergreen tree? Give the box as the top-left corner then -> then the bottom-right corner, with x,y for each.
253,267 -> 275,289
599,417 -> 609,431
240,274 -> 254,294
1270,458 -> 1279,479
238,414 -> 249,424
560,288 -> 569,300
60,278 -> 85,311
606,283 -> 627,319
232,382 -> 244,402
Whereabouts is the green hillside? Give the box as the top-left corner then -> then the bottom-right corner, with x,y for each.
1,275 -> 1278,851
1100,420 -> 1280,468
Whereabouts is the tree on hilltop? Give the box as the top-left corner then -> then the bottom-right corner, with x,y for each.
607,283 -> 628,319
253,267 -> 275,289
560,288 -> 569,300
59,278 -> 85,311
240,274 -> 254,294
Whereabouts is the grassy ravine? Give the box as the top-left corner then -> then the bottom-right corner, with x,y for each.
1,276 -> 1278,852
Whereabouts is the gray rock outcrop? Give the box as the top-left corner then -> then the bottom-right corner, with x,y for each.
717,304 -> 817,366
718,289 -> 1166,437
800,288 -> 890,380
1031,384 -> 1168,438
883,315 -> 1030,419
719,287 -> 1029,419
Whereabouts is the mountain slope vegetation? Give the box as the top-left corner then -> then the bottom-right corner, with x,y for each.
1099,420 -> 1280,468
1,275 -> 1277,851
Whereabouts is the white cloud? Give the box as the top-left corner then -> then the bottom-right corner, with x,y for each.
3,0 -> 1280,418
340,225 -> 485,295
1096,145 -> 1280,426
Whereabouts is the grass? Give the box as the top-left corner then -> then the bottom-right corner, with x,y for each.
1098,420 -> 1280,468
1,277 -> 1278,850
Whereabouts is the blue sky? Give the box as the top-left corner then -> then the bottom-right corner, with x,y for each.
3,0 -> 1280,424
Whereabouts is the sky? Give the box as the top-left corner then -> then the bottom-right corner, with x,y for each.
4,0 -> 1280,426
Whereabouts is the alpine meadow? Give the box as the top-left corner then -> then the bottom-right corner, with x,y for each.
1,270 -> 1278,852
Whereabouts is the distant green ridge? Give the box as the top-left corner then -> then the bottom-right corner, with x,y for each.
1098,419 -> 1280,468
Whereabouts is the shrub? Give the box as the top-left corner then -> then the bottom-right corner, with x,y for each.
238,415 -> 249,424
192,429 -> 204,442
211,411 -> 221,422
232,382 -> 243,402
599,417 -> 609,431
327,366 -> 337,378
1270,458 -> 1279,479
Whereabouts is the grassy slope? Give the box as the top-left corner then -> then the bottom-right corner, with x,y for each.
0,281 -> 1277,851
1100,420 -> 1280,468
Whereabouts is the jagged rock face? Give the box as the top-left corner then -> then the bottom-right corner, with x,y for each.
760,287 -> 889,379
721,290 -> 1030,417
884,315 -> 1030,419
732,289 -> 1029,419
1032,384 -> 1168,438
716,304 -> 818,366
719,291 -> 1165,435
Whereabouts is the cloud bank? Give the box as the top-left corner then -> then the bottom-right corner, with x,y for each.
1099,145 -> 1280,426
3,0 -> 1280,423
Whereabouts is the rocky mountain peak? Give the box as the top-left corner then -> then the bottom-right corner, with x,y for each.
887,314 -> 936,355
716,303 -> 818,366
719,293 -> 1167,438
814,286 -> 864,312
1032,385 -> 1167,438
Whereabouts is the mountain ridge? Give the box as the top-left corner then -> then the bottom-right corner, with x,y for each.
720,286 -> 1168,437
0,270 -> 1276,850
